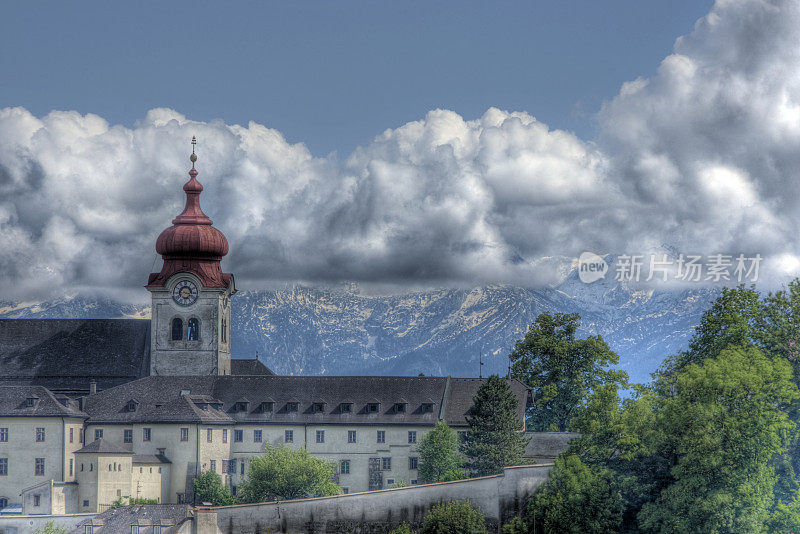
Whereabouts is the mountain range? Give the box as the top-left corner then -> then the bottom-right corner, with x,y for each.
0,266 -> 718,384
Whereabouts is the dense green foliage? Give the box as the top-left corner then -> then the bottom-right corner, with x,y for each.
510,312 -> 627,431
238,445 -> 341,502
463,375 -> 528,476
503,454 -> 623,534
420,500 -> 489,534
417,421 -> 465,483
193,469 -> 235,505
389,524 -> 415,534
504,285 -> 800,533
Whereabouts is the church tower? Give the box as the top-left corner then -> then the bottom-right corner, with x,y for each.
146,138 -> 235,376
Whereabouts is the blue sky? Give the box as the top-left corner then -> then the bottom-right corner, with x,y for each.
1,1 -> 711,155
4,0 -> 800,297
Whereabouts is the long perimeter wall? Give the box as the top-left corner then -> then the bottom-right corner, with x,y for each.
199,463 -> 553,534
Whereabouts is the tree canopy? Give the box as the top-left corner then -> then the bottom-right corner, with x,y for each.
193,469 -> 234,505
417,421 -> 465,483
462,375 -> 528,477
237,445 -> 341,503
510,312 -> 627,431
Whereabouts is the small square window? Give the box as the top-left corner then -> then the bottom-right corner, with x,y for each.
382,457 -> 391,470
94,429 -> 103,441
287,402 -> 299,412
234,429 -> 243,442
377,430 -> 386,444
408,431 -> 417,443
411,479 -> 418,485
124,429 -> 133,443
340,403 -> 352,413
312,402 -> 325,413
254,430 -> 262,442
316,430 -> 325,443
387,478 -> 395,485
348,430 -> 357,443
367,403 -> 380,413
180,428 -> 189,442
285,430 -> 294,443
395,403 -> 406,413
0,428 -> 7,442
83,500 -> 90,507
261,402 -> 274,413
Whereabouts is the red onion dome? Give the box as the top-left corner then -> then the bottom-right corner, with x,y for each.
155,165 -> 229,259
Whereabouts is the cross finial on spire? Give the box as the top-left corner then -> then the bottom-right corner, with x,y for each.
190,136 -> 197,169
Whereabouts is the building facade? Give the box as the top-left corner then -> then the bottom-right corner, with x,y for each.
0,146 -> 530,515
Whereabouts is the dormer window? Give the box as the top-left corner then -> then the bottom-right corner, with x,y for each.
367,402 -> 380,414
421,402 -> 434,413
260,402 -> 274,413
124,400 -> 138,413
234,401 -> 249,413
180,390 -> 190,396
286,402 -> 299,412
312,402 -> 325,414
394,402 -> 407,414
339,402 -> 353,413
25,396 -> 38,408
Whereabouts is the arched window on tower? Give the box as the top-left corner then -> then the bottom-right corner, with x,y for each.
188,318 -> 199,341
171,318 -> 183,341
221,317 -> 226,343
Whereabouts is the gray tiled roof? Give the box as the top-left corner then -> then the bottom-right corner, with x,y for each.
82,375 -> 530,427
0,385 -> 87,418
71,504 -> 191,534
231,358 -> 275,375
0,319 -> 150,395
443,378 -> 530,429
75,438 -> 132,455
133,453 -> 172,464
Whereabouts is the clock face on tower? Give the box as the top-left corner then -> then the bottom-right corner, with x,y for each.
172,280 -> 198,306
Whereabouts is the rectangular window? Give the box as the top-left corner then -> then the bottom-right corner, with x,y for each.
70,427 -> 74,443
348,430 -> 357,443
343,487 -> 349,494
382,457 -> 391,470
377,430 -> 386,444
222,429 -> 228,443
285,430 -> 293,443
124,429 -> 133,443
94,429 -> 103,441
209,459 -> 216,472
340,459 -> 350,474
409,457 -> 418,470
254,430 -> 262,443
0,458 -> 7,475
0,428 -> 7,442
143,428 -> 151,442
241,462 -> 245,475
180,428 -> 189,442
207,428 -> 213,443
411,479 -> 418,485
70,458 -> 74,476
34,494 -> 40,507
228,460 -> 236,474
408,431 -> 417,444
131,526 -> 139,534
35,457 -> 45,476
316,430 -> 325,443
234,429 -> 243,443
36,427 -> 45,442
222,460 -> 229,474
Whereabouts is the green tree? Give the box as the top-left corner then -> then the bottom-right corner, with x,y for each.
510,312 -> 627,431
238,445 -> 341,502
193,469 -> 235,505
417,421 -> 464,483
638,345 -> 798,533
504,454 -> 624,534
421,500 -> 489,534
389,524 -> 415,534
463,375 -> 528,477
34,522 -> 68,534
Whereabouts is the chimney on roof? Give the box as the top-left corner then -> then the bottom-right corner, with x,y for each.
89,381 -> 97,395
